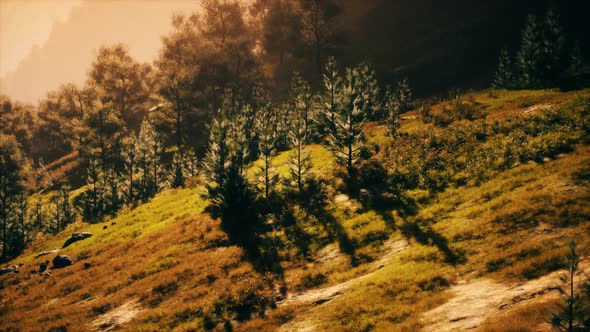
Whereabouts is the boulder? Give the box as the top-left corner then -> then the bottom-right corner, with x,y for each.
83,262 -> 92,269
62,232 -> 93,248
52,255 -> 74,268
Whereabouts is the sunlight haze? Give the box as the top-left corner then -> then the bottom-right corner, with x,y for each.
0,0 -> 200,103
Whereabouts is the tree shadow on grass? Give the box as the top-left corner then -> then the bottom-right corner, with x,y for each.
302,179 -> 358,266
357,160 -> 419,230
400,221 -> 465,265
204,176 -> 285,282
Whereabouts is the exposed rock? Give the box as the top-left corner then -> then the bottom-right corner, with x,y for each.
52,255 -> 74,268
62,232 -> 93,248
35,249 -> 59,258
84,262 -> 92,269
0,266 -> 17,275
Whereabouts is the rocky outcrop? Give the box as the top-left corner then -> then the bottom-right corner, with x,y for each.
52,255 -> 74,268
62,232 -> 93,248
0,266 -> 18,275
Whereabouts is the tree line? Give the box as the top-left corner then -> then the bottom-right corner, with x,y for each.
492,9 -> 582,89
0,48 -> 412,260
0,3 -> 584,260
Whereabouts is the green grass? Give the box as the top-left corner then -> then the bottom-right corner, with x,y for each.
2,88 -> 589,332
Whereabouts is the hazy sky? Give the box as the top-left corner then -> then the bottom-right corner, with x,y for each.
0,0 -> 201,103
0,0 -> 82,77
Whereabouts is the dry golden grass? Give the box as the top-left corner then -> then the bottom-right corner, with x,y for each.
1,88 -> 589,331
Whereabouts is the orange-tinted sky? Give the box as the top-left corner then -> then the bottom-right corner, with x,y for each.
0,0 -> 201,103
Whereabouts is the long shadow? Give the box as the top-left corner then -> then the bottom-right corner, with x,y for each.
302,179 -> 358,266
275,206 -> 314,261
400,222 -> 465,265
205,176 -> 285,282
356,161 -> 464,265
357,161 -> 419,230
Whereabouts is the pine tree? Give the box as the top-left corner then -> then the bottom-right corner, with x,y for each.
287,103 -> 313,195
384,87 -> 401,138
227,113 -> 250,176
202,118 -> 231,206
318,56 -> 342,138
327,65 -> 373,186
396,78 -> 413,114
516,14 -> 541,88
357,62 -> 381,120
549,240 -> 590,331
290,72 -> 314,144
104,167 -> 122,214
121,136 -> 138,204
182,149 -> 200,181
274,102 -> 292,151
82,154 -> 105,222
202,114 -> 256,226
136,119 -> 166,200
13,193 -> 28,254
241,104 -> 259,162
33,197 -> 44,230
49,201 -> 61,234
255,106 -> 279,199
492,48 -> 514,88
57,183 -> 75,231
539,9 -> 566,86
170,150 -> 186,188
568,41 -> 583,74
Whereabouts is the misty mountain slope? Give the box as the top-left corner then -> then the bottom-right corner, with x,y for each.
1,88 -> 589,332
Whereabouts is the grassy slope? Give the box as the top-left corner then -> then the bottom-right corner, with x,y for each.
1,89 -> 589,332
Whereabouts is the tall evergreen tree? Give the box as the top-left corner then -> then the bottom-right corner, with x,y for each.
227,113 -> 250,176
121,136 -> 138,204
104,167 -> 122,214
290,72 -> 315,143
326,65 -> 373,186
202,118 -> 231,206
57,183 -> 75,231
356,63 -> 381,120
136,119 -> 166,200
516,14 -> 541,88
33,197 -> 45,231
539,9 -> 566,86
274,102 -> 293,151
492,48 -> 514,88
549,240 -> 590,331
170,150 -> 186,189
287,101 -> 313,194
183,149 -> 200,181
318,56 -> 342,138
384,87 -> 401,138
12,193 -> 28,255
255,106 -> 279,199
82,154 -> 105,222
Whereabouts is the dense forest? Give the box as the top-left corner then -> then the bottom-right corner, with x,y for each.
1,1 -> 590,331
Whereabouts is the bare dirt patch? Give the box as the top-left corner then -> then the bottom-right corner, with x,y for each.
421,259 -> 590,331
92,298 -> 143,331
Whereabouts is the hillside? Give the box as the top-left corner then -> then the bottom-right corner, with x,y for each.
1,88 -> 590,332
